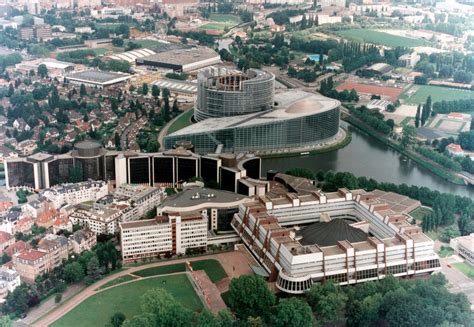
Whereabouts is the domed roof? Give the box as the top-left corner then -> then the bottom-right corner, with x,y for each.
298,219 -> 368,247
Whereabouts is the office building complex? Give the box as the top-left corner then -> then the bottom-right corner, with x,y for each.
450,234 -> 474,266
5,142 -> 264,195
158,186 -> 252,232
194,68 -> 275,122
120,212 -> 208,262
231,177 -> 440,294
165,90 -> 341,154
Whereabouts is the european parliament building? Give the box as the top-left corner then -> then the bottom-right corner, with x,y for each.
164,68 -> 341,154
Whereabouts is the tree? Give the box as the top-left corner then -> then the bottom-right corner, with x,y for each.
285,167 -> 314,180
401,125 -> 416,148
422,96 -> 432,125
110,312 -> 126,327
80,84 -> 87,97
271,298 -> 314,327
458,130 -> 474,151
227,275 -> 275,320
140,288 -> 192,326
196,309 -> 219,327
86,255 -> 101,283
307,282 -> 346,322
142,83 -> 148,96
37,64 -> 48,78
112,38 -> 124,47
415,104 -> 421,128
162,88 -> 171,98
64,262 -> 85,283
151,85 -> 160,98
50,86 -> 60,109
55,293 -> 62,303
114,132 -> 121,150
440,225 -> 460,243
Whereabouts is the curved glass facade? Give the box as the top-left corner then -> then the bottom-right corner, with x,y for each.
195,69 -> 275,121
165,106 -> 340,154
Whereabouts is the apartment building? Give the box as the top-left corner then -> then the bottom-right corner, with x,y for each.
13,235 -> 69,283
69,228 -> 96,254
40,180 -> 108,209
0,268 -> 21,301
231,186 -> 440,294
120,212 -> 207,262
69,204 -> 122,235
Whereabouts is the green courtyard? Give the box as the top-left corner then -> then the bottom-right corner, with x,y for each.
399,85 -> 474,105
453,262 -> 474,279
337,29 -> 427,48
51,274 -> 203,327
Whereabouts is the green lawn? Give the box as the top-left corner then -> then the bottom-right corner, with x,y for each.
133,39 -> 163,48
91,48 -> 108,56
438,246 -> 454,258
134,263 -> 186,277
51,275 -> 203,327
209,14 -> 240,24
199,23 -> 228,31
190,259 -> 228,283
134,260 -> 228,283
96,274 -> 137,290
400,85 -> 474,105
337,29 -> 427,48
452,262 -> 474,279
409,207 -> 432,222
167,110 -> 193,135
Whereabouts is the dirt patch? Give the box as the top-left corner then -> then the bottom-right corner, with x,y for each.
336,82 -> 404,102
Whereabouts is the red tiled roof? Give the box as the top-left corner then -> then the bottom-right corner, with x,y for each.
16,249 -> 46,261
0,231 -> 13,244
5,241 -> 32,257
447,143 -> 463,153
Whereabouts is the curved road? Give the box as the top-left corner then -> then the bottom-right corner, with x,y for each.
32,252 -> 249,327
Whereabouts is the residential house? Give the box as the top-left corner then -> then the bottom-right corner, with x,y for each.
69,228 -> 96,254
0,231 -> 14,254
0,268 -> 21,301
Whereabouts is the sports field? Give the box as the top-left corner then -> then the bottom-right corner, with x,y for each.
199,14 -> 240,31
336,82 -> 404,101
51,275 -> 203,327
337,29 -> 427,48
399,85 -> 474,105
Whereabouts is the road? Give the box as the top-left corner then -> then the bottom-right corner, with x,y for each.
32,251 -> 253,327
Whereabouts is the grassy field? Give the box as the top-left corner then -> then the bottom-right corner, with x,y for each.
409,207 -> 432,222
190,260 -> 228,283
51,275 -> 203,327
96,274 -> 137,290
134,263 -> 186,277
400,85 -> 474,105
91,48 -> 108,56
209,14 -> 240,24
167,110 -> 193,135
133,39 -> 163,48
134,260 -> 228,283
453,262 -> 474,278
199,14 -> 240,31
337,29 -> 427,48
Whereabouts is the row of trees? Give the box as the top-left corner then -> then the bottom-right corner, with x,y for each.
3,239 -> 120,316
122,273 -> 472,327
320,77 -> 359,102
414,146 -> 462,172
348,106 -> 394,135
432,98 -> 474,114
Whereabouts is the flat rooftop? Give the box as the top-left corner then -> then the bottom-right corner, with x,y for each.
168,90 -> 340,136
139,46 -> 220,66
66,70 -> 131,85
160,186 -> 247,208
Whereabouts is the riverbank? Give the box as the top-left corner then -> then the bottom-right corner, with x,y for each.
258,128 -> 351,159
342,115 -> 465,185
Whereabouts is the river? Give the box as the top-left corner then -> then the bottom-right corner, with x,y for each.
262,122 -> 474,198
